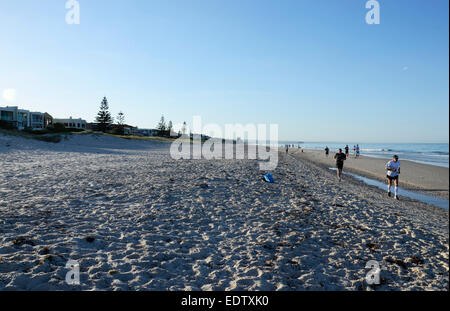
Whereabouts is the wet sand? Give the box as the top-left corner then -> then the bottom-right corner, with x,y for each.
291,149 -> 449,200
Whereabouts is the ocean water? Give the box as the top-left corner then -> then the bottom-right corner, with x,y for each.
280,142 -> 449,168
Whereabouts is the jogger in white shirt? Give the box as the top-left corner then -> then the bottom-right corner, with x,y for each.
386,155 -> 401,200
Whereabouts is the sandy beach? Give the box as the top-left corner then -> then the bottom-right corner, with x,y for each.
0,133 -> 448,291
292,149 -> 449,200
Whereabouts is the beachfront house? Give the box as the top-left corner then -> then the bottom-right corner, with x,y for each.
0,106 -> 17,128
0,106 -> 53,130
53,117 -> 87,130
136,128 -> 160,137
86,122 -> 101,131
17,109 -> 29,129
30,112 -> 45,130
44,113 -> 53,128
110,124 -> 139,135
124,125 -> 139,136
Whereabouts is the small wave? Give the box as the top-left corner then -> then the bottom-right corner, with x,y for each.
363,149 -> 448,156
431,151 -> 449,155
362,148 -> 393,152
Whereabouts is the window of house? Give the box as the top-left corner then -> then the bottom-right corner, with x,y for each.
1,111 -> 14,121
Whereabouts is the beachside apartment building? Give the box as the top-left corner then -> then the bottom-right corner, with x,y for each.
53,117 -> 87,130
0,106 -> 53,130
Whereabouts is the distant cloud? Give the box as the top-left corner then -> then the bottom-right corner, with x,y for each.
403,66 -> 409,71
2,89 -> 16,102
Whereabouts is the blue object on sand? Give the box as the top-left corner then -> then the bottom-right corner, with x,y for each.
263,173 -> 274,183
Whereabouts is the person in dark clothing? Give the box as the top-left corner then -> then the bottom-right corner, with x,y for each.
345,145 -> 349,157
325,146 -> 330,157
334,148 -> 347,181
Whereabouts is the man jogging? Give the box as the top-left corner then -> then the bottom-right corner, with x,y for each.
334,148 -> 347,181
386,155 -> 401,200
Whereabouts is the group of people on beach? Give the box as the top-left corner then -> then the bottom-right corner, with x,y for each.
325,145 -> 360,158
326,145 -> 401,200
285,145 -> 303,154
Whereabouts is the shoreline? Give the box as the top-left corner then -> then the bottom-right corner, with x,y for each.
278,142 -> 449,168
291,148 -> 449,200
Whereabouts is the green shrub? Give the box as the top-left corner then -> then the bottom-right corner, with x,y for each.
51,122 -> 66,132
23,128 -> 50,135
48,123 -> 85,133
35,135 -> 62,143
0,120 -> 15,130
111,127 -> 125,135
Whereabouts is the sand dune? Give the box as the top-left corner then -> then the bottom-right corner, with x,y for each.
0,133 -> 448,290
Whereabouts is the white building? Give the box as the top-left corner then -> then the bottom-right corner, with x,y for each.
53,117 -> 87,130
30,112 -> 44,130
0,106 -> 52,130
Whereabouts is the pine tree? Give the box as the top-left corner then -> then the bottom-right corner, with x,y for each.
157,115 -> 166,133
96,97 -> 112,132
167,120 -> 173,136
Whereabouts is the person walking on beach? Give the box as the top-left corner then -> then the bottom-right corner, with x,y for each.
285,145 -> 289,154
334,148 -> 347,182
386,155 -> 401,200
345,145 -> 349,157
325,146 -> 330,157
356,144 -> 360,158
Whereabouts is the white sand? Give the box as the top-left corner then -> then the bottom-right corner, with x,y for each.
0,133 -> 448,290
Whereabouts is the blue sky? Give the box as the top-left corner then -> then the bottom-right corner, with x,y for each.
0,0 -> 448,142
